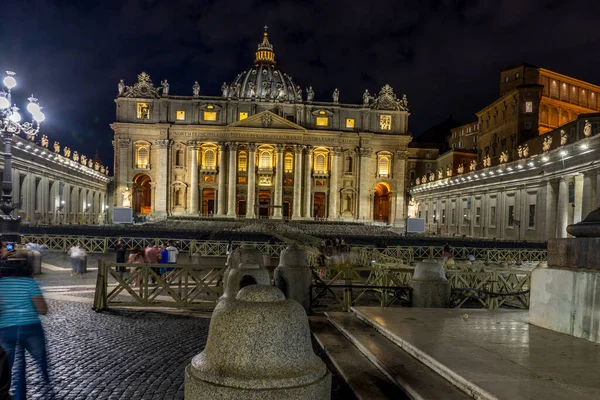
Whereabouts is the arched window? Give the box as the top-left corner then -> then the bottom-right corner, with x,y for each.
259,151 -> 272,169
379,156 -> 389,176
175,149 -> 184,167
284,153 -> 293,172
137,147 -> 149,168
175,188 -> 184,206
238,152 -> 247,172
204,150 -> 216,169
315,154 -> 326,172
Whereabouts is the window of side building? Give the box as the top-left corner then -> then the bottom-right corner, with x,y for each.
379,115 -> 392,130
238,152 -> 247,172
529,204 -> 536,228
508,205 -> 515,227
284,153 -> 293,173
239,112 -> 248,120
176,110 -> 185,120
378,156 -> 389,177
346,118 -> 355,129
204,111 -> 217,121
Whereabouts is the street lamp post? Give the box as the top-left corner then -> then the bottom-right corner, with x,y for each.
0,71 -> 45,244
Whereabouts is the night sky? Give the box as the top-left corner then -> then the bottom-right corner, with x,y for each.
1,0 -> 598,167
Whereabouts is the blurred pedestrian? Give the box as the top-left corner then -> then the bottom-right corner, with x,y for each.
0,345 -> 10,400
68,245 -> 87,278
128,247 -> 145,286
0,254 -> 53,400
159,243 -> 169,276
144,242 -> 160,284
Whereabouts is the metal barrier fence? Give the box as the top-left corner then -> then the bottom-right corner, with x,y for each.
92,261 -> 225,311
22,234 -> 287,256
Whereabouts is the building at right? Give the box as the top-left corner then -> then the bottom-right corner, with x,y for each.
409,64 -> 600,241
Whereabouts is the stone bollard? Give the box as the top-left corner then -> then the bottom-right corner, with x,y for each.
27,250 -> 42,275
274,244 -> 312,312
185,285 -> 331,400
219,263 -> 271,301
223,244 -> 265,287
191,252 -> 202,265
409,258 -> 450,308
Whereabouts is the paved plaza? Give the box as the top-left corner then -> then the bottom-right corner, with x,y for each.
21,261 -> 354,400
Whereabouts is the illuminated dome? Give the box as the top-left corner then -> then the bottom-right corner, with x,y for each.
226,27 -> 301,103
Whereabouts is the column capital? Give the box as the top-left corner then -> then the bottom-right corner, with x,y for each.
276,144 -> 285,152
332,146 -> 343,155
227,142 -> 239,151
396,149 -> 408,160
154,139 -> 172,149
294,144 -> 305,154
247,143 -> 257,152
306,145 -> 314,155
358,147 -> 373,158
118,138 -> 131,148
186,140 -> 201,148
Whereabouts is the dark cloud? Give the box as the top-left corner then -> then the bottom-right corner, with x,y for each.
1,0 -> 599,165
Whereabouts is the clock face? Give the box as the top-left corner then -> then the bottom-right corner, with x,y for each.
380,115 -> 392,130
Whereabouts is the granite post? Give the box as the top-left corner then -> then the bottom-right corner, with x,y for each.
409,258 -> 450,308
274,244 -> 312,312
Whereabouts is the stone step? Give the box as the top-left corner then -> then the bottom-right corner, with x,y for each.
309,317 -> 405,400
326,311 -> 472,400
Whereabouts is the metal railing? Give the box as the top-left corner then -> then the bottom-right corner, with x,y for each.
92,261 -> 225,311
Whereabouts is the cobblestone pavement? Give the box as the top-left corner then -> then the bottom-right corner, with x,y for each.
15,264 -> 354,400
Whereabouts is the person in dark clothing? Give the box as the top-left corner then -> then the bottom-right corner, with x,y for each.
115,239 -> 127,273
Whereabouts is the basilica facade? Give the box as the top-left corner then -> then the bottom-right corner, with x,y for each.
111,30 -> 411,226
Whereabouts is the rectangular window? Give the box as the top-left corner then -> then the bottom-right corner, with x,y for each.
203,111 -> 217,121
346,118 -> 355,128
525,101 -> 533,113
463,208 -> 468,225
568,182 -> 575,203
451,207 -> 455,225
176,110 -> 185,120
425,211 -> 428,223
508,205 -> 515,226
238,177 -> 247,184
239,112 -> 248,120
442,209 -> 446,224
379,115 -> 392,130
490,206 -> 496,226
137,103 -> 150,119
529,204 -> 536,228
316,117 -> 329,127
433,209 -> 437,223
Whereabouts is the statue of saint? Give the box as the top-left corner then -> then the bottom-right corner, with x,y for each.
88,159 -> 93,168
296,87 -> 302,101
248,82 -> 256,98
277,85 -> 285,99
105,167 -> 110,175
122,187 -> 132,208
333,88 -> 339,103
118,79 -> 125,95
192,81 -> 200,97
221,82 -> 229,97
94,162 -> 100,171
470,160 -> 477,171
401,94 -> 409,109
63,147 -> 71,158
161,80 -> 169,96
560,129 -> 568,146
100,166 -> 105,174
73,151 -> 79,162
522,144 -> 529,158
584,120 -> 592,137
53,141 -> 60,153
40,135 -> 49,148
306,86 -> 314,102
81,155 -> 87,165
363,89 -> 371,105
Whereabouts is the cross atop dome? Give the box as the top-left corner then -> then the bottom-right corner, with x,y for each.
255,25 -> 275,65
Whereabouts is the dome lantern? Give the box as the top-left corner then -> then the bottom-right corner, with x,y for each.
255,25 -> 275,65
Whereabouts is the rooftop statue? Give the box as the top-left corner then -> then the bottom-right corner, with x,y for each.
118,79 -> 125,95
192,81 -> 200,97
53,142 -> 60,153
560,129 -> 568,146
161,80 -> 169,96
584,120 -> 592,137
306,86 -> 314,102
333,88 -> 339,103
40,135 -> 48,148
73,151 -> 79,162
221,82 -> 228,97
363,89 -> 372,106
296,87 -> 302,101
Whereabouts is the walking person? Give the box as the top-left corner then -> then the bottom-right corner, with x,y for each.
159,243 -> 169,277
0,253 -> 53,400
144,242 -> 160,284
165,241 -> 179,280
127,247 -> 145,286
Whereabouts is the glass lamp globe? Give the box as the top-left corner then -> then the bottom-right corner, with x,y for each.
27,102 -> 40,114
3,76 -> 16,90
9,111 -> 21,123
33,112 -> 45,122
0,97 -> 9,109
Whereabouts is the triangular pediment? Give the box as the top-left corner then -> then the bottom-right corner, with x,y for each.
228,110 -> 306,131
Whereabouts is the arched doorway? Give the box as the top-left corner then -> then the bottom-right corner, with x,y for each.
373,183 -> 391,223
313,193 -> 326,219
133,174 -> 152,215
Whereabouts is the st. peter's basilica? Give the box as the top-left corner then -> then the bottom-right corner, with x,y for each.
111,28 -> 412,227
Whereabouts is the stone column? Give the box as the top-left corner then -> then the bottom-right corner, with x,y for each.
117,138 -> 130,208
217,143 -> 227,216
292,145 -> 304,219
246,143 -> 256,218
188,141 -> 199,215
154,139 -> 171,216
358,148 -> 373,221
327,147 -> 341,220
596,170 -> 600,209
273,144 -> 284,219
303,146 -> 313,219
572,174 -> 583,224
582,171 -> 596,219
545,180 -> 557,240
227,143 -> 238,217
557,177 -> 569,238
393,150 -> 408,228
